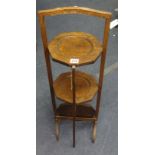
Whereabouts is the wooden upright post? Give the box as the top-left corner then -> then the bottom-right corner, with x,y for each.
95,18 -> 111,120
72,65 -> 76,147
38,15 -> 56,115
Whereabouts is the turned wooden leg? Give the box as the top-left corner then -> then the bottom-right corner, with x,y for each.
92,120 -> 97,143
55,118 -> 60,141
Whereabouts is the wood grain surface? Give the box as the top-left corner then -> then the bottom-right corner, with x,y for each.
53,71 -> 98,104
38,6 -> 112,146
48,32 -> 102,66
38,6 -> 112,19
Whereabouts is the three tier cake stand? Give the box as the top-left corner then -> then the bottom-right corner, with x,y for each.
38,6 -> 112,147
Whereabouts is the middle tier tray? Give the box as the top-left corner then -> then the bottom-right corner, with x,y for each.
53,71 -> 98,104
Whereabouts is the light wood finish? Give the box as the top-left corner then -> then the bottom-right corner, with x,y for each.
53,71 -> 98,104
48,32 -> 102,66
38,6 -> 112,19
38,6 -> 112,147
92,120 -> 97,143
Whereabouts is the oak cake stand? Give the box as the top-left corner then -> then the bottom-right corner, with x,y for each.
38,6 -> 112,147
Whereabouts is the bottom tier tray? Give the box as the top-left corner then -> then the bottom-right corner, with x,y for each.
53,71 -> 98,104
56,104 -> 96,120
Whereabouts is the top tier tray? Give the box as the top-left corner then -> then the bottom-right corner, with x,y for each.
48,32 -> 102,66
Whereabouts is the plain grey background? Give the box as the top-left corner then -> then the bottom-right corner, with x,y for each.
36,0 -> 118,155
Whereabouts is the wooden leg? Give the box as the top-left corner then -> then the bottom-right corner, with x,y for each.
92,120 -> 97,143
73,118 -> 75,147
55,118 -> 60,141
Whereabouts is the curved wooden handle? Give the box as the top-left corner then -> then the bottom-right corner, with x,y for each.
38,6 -> 112,19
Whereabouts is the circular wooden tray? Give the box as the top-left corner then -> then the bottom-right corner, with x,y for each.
53,71 -> 98,104
48,32 -> 102,66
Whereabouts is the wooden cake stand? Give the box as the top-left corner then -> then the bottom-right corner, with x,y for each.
38,6 -> 112,147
